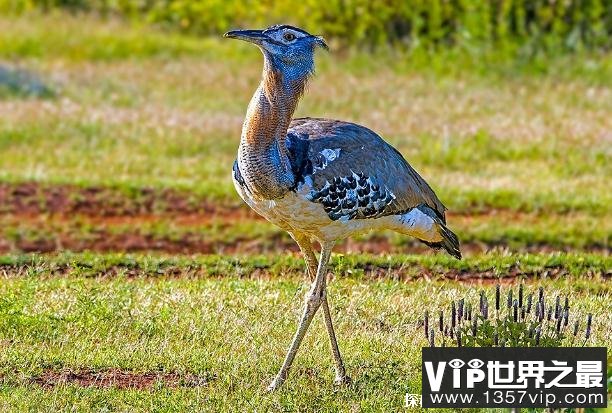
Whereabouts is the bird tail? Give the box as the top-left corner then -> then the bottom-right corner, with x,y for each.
436,223 -> 462,259
416,206 -> 462,259
420,222 -> 462,259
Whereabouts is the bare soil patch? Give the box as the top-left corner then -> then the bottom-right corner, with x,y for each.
0,181 -> 523,219
0,225 -> 300,255
31,368 -> 210,390
0,182 -> 246,219
3,225 -> 592,256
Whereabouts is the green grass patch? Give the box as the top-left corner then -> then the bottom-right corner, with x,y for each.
0,253 -> 608,411
1,251 -> 610,282
0,13 -> 227,61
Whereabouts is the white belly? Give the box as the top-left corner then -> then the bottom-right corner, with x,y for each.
233,176 -> 395,242
232,175 -> 441,244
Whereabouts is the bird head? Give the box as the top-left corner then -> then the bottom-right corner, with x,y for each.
224,25 -> 328,80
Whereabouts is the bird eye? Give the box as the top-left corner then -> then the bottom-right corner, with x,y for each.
283,32 -> 296,41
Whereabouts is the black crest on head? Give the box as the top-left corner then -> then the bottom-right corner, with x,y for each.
264,24 -> 312,36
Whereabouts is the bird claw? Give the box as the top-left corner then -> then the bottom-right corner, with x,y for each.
266,377 -> 285,392
334,375 -> 352,386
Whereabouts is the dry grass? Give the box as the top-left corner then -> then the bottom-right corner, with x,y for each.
0,15 -> 609,215
1,56 -> 610,212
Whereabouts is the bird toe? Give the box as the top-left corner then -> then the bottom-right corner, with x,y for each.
333,375 -> 353,386
266,379 -> 283,392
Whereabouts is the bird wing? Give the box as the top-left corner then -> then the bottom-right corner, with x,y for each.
287,117 -> 447,222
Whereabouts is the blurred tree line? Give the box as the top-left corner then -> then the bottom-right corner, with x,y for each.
3,0 -> 611,54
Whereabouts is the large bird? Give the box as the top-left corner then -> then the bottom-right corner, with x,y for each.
225,24 -> 461,391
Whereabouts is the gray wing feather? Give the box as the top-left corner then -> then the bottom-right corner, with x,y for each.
289,117 -> 447,222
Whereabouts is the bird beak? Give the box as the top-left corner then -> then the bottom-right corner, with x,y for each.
224,29 -> 267,45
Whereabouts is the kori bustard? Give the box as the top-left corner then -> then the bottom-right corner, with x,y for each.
225,24 -> 461,391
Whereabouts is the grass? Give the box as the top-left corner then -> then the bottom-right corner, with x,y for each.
1,73 -> 609,213
1,251 -> 610,286
1,11 -> 610,252
0,14 -> 610,215
0,12 -> 219,61
0,253 -> 609,411
0,12 -> 610,411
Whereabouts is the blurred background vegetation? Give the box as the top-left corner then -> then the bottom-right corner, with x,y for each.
3,0 -> 611,56
0,2 -> 610,410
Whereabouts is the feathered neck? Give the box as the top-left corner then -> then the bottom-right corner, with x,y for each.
237,55 -> 311,200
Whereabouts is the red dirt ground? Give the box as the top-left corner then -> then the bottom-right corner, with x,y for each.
0,182 -> 606,255
3,221 -> 587,256
31,368 -> 209,390
0,182 -> 245,218
0,181 -> 517,219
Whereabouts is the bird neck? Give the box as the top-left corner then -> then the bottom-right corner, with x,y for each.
238,59 -> 308,200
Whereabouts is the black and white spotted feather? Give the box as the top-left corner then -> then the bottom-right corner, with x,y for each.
309,172 -> 396,221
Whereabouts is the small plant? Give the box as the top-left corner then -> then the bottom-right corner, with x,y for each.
423,284 -> 594,347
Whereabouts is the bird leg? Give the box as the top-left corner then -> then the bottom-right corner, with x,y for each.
292,235 -> 350,385
267,241 -> 334,392
320,275 -> 351,385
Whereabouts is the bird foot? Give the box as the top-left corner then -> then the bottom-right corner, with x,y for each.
334,375 -> 352,386
266,376 -> 285,392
